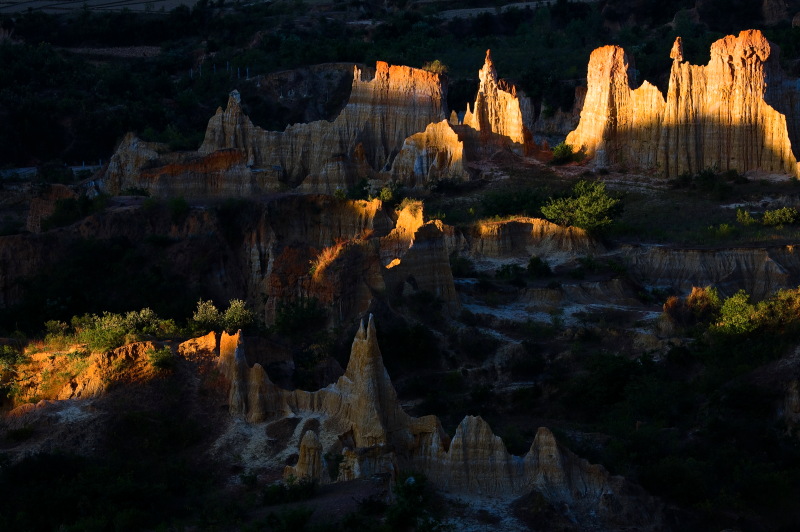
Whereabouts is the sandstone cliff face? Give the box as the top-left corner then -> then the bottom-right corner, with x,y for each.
466,217 -> 603,262
216,316 -> 663,526
389,120 -> 467,186
460,50 -> 535,156
101,133 -> 169,195
624,245 -> 800,300
567,30 -> 800,178
103,63 -> 446,196
8,340 -> 172,406
0,194 -> 461,331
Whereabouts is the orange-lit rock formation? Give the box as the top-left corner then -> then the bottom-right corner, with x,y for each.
462,50 -> 535,155
103,62 -> 446,196
389,120 -> 467,186
567,30 -> 800,178
467,217 -> 603,260
217,317 -> 662,525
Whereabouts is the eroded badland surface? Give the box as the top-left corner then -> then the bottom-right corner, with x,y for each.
7,9 -> 800,530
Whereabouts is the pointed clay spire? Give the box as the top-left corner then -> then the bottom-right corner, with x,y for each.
670,37 -> 684,62
356,318 -> 366,340
484,49 -> 493,68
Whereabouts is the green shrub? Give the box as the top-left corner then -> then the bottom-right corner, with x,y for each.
736,208 -> 756,226
550,141 -> 583,165
450,254 -> 476,277
191,299 -> 222,333
146,346 -> 174,371
379,186 -> 393,203
41,193 -> 108,231
495,263 -> 526,287
0,344 -> 25,371
222,299 -> 254,333
527,256 -> 552,278
421,59 -> 448,75
715,289 -> 757,335
762,206 -> 798,227
72,312 -> 134,352
262,477 -> 317,505
540,180 -> 620,231
481,186 -> 547,218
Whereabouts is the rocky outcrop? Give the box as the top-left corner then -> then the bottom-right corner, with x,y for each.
466,217 -> 603,262
624,245 -> 800,300
101,133 -> 169,194
567,30 -> 800,178
389,120 -> 467,186
103,62 -> 446,196
382,219 -> 460,309
217,316 -> 663,526
284,430 -> 327,481
8,340 -> 174,406
460,50 -> 535,156
564,44 -> 666,171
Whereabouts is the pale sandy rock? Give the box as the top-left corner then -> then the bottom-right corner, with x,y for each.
379,200 -> 425,266
382,220 -> 460,309
178,331 -> 219,362
566,44 -> 664,171
567,30 -> 800,178
390,120 -> 467,186
217,316 -> 662,525
102,62 -> 446,195
284,430 -> 328,482
468,217 -> 602,259
462,50 -> 535,156
624,246 -> 796,299
102,133 -> 168,194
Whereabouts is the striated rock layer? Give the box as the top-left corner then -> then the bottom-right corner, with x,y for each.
389,120 -> 467,186
217,316 -> 664,528
461,50 -> 535,155
624,244 -> 800,300
102,62 -> 446,196
567,30 -> 800,178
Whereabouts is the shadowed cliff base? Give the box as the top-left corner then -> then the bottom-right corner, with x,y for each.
575,120 -> 800,179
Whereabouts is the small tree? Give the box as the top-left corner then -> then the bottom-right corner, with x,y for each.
223,299 -> 254,333
762,207 -> 798,227
192,299 -> 222,332
540,180 -> 620,231
716,290 -> 757,334
422,59 -> 448,75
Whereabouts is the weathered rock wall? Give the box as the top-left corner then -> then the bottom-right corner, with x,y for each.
461,50 -> 536,156
567,30 -> 800,178
102,61 -> 446,196
466,217 -> 603,261
624,245 -> 800,300
217,317 -> 664,527
389,120 -> 467,186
